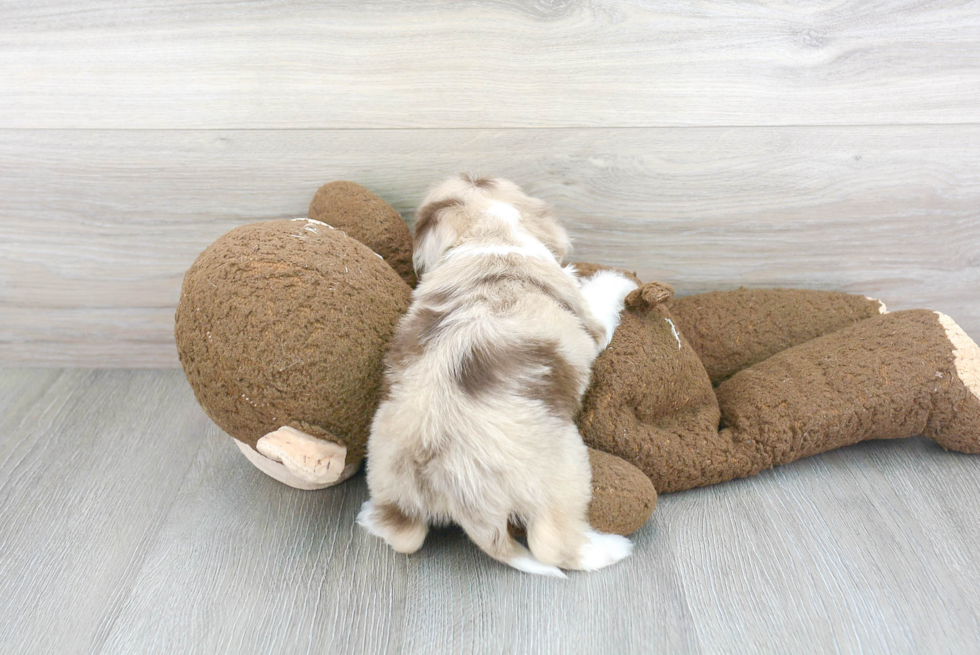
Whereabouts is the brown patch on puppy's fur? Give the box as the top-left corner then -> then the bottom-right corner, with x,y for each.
460,172 -> 496,189
375,503 -> 419,533
524,341 -> 582,419
457,339 -> 583,419
456,342 -> 503,396
415,196 -> 463,242
386,306 -> 450,368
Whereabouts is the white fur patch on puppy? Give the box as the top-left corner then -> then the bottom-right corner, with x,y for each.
865,296 -> 888,314
579,271 -> 639,348
578,530 -> 633,571
356,501 -> 386,538
486,201 -> 521,225
508,552 -> 568,579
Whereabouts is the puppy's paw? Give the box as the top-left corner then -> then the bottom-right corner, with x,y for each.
357,500 -> 429,554
508,553 -> 568,579
582,270 -> 639,301
577,530 -> 633,571
580,271 -> 640,348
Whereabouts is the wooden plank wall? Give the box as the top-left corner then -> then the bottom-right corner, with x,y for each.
1,1 -> 978,366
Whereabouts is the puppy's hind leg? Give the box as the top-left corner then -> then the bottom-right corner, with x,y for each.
357,500 -> 429,554
456,515 -> 567,578
528,508 -> 633,572
576,530 -> 634,571
526,437 -> 633,572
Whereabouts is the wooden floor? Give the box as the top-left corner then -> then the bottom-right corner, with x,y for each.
1,368 -> 979,654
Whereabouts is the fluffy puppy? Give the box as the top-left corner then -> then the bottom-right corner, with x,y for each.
358,174 -> 638,576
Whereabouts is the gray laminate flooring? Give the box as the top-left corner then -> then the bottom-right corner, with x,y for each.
2,368 -> 979,654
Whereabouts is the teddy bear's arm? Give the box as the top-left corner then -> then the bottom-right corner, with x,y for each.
585,307 -> 980,496
586,448 -> 657,535
666,288 -> 886,385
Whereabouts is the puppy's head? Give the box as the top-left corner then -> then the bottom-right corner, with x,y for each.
412,174 -> 572,276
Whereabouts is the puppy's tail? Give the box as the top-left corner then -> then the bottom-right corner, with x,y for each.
458,516 -> 566,578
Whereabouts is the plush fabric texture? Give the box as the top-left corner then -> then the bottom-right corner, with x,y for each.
578,286 -> 722,493
667,288 -> 884,385
717,309 -> 980,466
308,181 -> 417,287
175,219 -> 412,466
580,301 -> 980,494
509,448 -> 656,537
587,448 -> 658,536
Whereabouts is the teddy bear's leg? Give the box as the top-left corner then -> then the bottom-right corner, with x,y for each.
716,309 -> 980,475
924,313 -> 980,452
666,288 -> 887,385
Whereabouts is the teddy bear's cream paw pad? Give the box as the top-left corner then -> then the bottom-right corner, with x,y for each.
577,530 -> 633,571
936,312 -> 980,401
236,427 -> 358,490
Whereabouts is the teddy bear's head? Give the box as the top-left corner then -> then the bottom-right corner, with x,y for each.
175,214 -> 413,486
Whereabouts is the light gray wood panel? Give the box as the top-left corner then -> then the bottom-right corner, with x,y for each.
83,372 -> 979,654
2,126 -> 978,367
0,369 -> 206,654
1,1 -> 978,129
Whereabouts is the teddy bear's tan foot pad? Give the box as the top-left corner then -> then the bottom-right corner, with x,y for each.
236,426 -> 359,490
936,312 -> 980,400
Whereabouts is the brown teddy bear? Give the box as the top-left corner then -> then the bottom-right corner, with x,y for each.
175,180 -> 980,536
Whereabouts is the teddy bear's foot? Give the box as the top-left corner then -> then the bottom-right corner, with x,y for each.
235,426 -> 360,490
923,313 -> 980,454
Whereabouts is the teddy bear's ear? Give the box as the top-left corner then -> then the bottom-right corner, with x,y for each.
309,181 -> 417,287
625,282 -> 675,310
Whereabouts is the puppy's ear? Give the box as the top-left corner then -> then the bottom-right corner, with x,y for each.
549,224 -> 573,264
413,196 -> 464,275
524,200 -> 573,264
